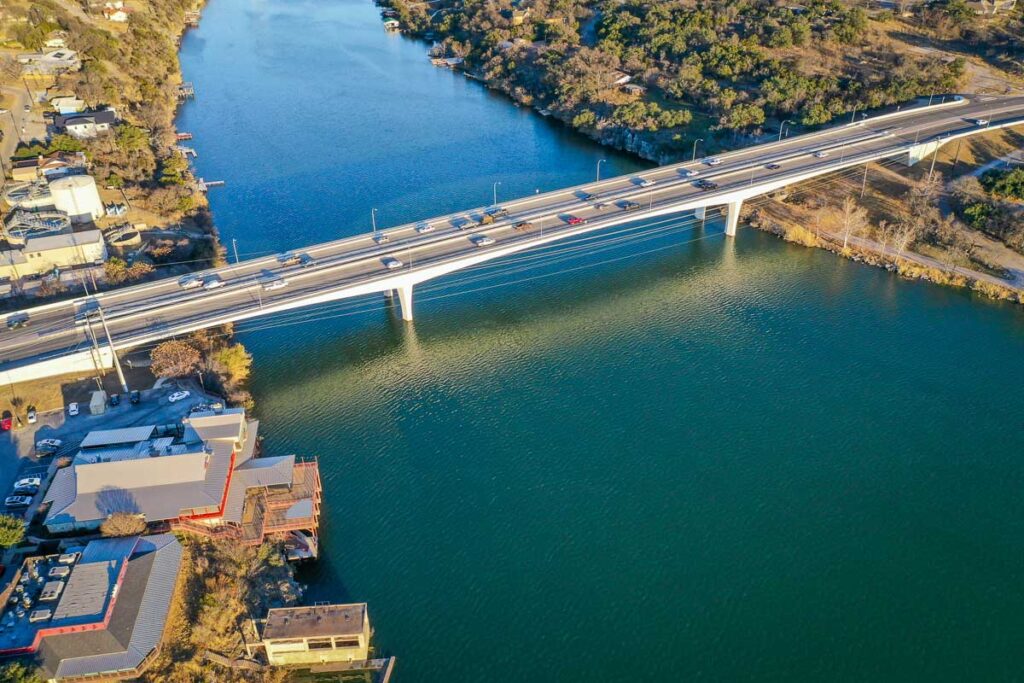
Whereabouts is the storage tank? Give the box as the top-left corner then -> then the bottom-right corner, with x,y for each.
49,175 -> 103,223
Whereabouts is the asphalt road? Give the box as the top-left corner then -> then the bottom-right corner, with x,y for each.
2,95 -> 1023,374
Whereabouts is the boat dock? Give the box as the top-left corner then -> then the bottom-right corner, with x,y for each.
177,82 -> 196,99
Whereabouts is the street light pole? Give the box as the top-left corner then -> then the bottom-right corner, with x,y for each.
778,120 -> 793,142
596,158 -> 606,182
371,207 -> 377,235
231,238 -> 239,264
692,138 -> 703,162
492,181 -> 501,206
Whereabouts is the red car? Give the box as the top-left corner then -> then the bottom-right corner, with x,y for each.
0,411 -> 12,431
565,216 -> 586,225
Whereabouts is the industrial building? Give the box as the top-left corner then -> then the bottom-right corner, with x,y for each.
0,229 -> 107,281
43,408 -> 321,551
246,603 -> 372,666
0,535 -> 183,681
2,175 -> 103,223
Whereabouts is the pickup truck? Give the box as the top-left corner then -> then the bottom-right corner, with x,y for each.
478,214 -> 495,226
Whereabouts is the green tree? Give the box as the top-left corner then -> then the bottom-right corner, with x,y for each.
115,124 -> 150,153
0,661 -> 42,683
213,344 -> 253,385
0,514 -> 25,548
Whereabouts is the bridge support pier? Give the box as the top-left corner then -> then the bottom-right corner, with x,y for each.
397,284 -> 414,322
724,200 -> 743,237
694,207 -> 706,221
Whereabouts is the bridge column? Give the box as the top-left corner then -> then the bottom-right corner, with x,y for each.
724,200 -> 743,237
694,207 -> 706,221
397,284 -> 414,322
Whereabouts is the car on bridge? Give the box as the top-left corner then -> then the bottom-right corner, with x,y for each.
513,221 -> 533,231
702,157 -> 723,166
374,233 -> 390,244
973,118 -> 989,126
621,201 -> 641,211
299,254 -> 317,268
6,313 -> 29,330
277,252 -> 302,266
486,207 -> 509,218
416,222 -> 435,234
471,235 -> 495,247
382,257 -> 403,270
682,169 -> 700,178
203,276 -> 225,290
636,178 -> 655,187
579,192 -> 597,201
765,163 -> 782,170
813,150 -> 829,158
694,179 -> 719,191
261,276 -> 288,291
178,274 -> 203,289
565,216 -> 586,225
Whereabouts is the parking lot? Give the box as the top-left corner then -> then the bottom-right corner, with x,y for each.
0,379 -> 223,522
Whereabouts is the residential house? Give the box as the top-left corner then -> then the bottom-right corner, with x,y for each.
245,604 -> 372,666
43,409 -> 322,550
53,108 -> 118,139
0,535 -> 183,682
608,70 -> 632,87
10,152 -> 87,182
103,5 -> 129,22
16,50 -> 81,75
49,96 -> 86,115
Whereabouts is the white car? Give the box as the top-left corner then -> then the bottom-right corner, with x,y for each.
168,391 -> 191,403
13,477 -> 41,491
974,118 -> 989,126
67,403 -> 79,417
261,277 -> 288,291
5,495 -> 32,508
178,274 -> 203,289
471,235 -> 495,247
382,257 -> 403,270
203,276 -> 225,290
35,439 -> 62,452
702,157 -> 723,166
415,223 -> 434,234
683,169 -> 700,178
374,233 -> 390,244
813,151 -> 829,158
636,178 -> 655,187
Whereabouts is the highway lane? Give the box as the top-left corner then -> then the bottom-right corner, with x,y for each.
2,95 -> 1024,370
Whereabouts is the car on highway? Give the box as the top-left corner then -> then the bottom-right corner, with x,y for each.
415,223 -> 434,234
168,391 -> 191,403
261,277 -> 288,291
565,216 -> 586,225
5,495 -> 32,508
13,478 -> 41,492
765,163 -> 782,170
702,157 -> 723,166
203,275 -> 225,290
513,221 -> 533,231
26,407 -> 36,424
277,252 -> 302,266
636,178 -> 655,187
683,169 -> 700,178
299,254 -> 317,268
486,207 -> 509,218
621,201 -> 641,212
813,150 -> 829,158
7,314 -> 29,330
382,257 -> 403,270
374,233 -> 390,244
36,439 -> 62,454
694,179 -> 719,190
471,235 -> 495,247
67,403 -> 79,417
178,274 -> 203,289
974,118 -> 989,126
130,390 -> 141,405
580,192 -> 597,201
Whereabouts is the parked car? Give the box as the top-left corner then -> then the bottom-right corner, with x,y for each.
415,223 -> 435,234
636,178 -> 655,187
382,257 -> 403,270
513,221 -> 533,231
471,235 -> 495,247
36,438 -> 62,454
130,390 -> 141,405
203,276 -> 225,290
13,484 -> 38,496
178,274 -> 203,289
702,157 -> 723,166
0,412 -> 11,431
5,496 -> 31,508
168,391 -> 191,403
13,478 -> 41,491
277,252 -> 301,266
565,216 -> 586,225
26,407 -> 36,424
109,393 -> 121,407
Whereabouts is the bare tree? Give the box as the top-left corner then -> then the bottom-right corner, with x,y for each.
100,512 -> 147,537
892,222 -> 918,266
150,339 -> 202,378
837,196 -> 870,251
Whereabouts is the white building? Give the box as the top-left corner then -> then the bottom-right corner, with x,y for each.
16,50 -> 81,75
0,230 -> 107,280
49,175 -> 104,223
54,108 -> 117,139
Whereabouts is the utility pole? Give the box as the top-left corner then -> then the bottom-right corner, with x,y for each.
860,164 -> 869,199
96,305 -> 128,394
951,138 -> 964,171
927,143 -> 940,181
81,314 -> 105,391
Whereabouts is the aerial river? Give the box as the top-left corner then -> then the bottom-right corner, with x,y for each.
178,1 -> 1024,680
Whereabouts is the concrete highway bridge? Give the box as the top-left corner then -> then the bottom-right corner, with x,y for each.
2,95 -> 1023,386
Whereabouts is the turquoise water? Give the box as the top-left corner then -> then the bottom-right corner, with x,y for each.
178,1 -> 1024,680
